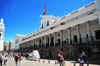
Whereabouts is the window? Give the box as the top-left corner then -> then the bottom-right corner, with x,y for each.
60,22 -> 65,25
86,34 -> 88,38
95,30 -> 100,39
15,39 -> 19,44
41,24 -> 43,29
47,21 -> 49,26
0,33 -> 1,37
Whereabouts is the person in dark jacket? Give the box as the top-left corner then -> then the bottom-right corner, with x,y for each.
14,55 -> 18,66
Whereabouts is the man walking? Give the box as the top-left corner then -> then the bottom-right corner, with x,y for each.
81,50 -> 86,61
59,52 -> 64,66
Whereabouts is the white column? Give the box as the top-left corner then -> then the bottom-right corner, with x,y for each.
98,15 -> 100,25
32,39 -> 34,47
45,35 -> 47,47
95,0 -> 100,25
95,0 -> 100,11
49,34 -> 51,47
54,32 -> 56,46
41,37 -> 43,47
76,24 -> 81,43
87,21 -> 92,42
35,39 -> 37,48
68,27 -> 71,44
60,30 -> 63,45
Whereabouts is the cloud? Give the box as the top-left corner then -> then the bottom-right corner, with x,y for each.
12,9 -> 15,10
39,15 -> 44,18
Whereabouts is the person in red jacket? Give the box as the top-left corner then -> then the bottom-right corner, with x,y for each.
19,55 -> 22,66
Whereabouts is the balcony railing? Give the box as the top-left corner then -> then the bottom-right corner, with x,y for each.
19,36 -> 100,50
19,4 -> 96,43
81,37 -> 89,43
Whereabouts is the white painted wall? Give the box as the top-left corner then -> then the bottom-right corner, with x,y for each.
0,18 -> 5,51
11,40 -> 15,50
0,39 -> 4,51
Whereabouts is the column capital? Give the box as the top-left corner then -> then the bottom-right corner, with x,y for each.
67,27 -> 71,29
86,21 -> 91,23
54,32 -> 57,34
75,24 -> 80,26
60,30 -> 63,32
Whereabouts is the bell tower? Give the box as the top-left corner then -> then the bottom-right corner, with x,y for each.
0,18 -> 5,51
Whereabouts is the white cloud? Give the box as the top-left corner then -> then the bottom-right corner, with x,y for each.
39,15 -> 44,18
12,9 -> 14,10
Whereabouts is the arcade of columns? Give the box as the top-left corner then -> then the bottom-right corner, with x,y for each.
19,21 -> 93,52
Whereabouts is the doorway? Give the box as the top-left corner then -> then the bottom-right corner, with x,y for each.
95,30 -> 100,40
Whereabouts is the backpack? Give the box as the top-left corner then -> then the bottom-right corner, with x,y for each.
57,56 -> 60,61
0,56 -> 2,62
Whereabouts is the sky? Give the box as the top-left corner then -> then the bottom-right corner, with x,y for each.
0,0 -> 94,42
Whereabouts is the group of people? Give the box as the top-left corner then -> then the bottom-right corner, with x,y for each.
0,52 -> 23,66
57,50 -> 86,66
0,50 -> 86,66
78,50 -> 86,66
14,55 -> 22,66
0,53 -> 8,66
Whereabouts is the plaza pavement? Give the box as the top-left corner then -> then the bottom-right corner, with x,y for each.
2,58 -> 100,66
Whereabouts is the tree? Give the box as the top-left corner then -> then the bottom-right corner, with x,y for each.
3,41 -> 7,46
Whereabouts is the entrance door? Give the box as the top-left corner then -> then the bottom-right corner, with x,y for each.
95,30 -> 100,40
51,37 -> 54,46
74,35 -> 77,43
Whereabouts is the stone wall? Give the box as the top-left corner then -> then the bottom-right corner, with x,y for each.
16,41 -> 100,60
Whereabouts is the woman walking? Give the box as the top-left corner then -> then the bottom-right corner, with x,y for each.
19,55 -> 22,66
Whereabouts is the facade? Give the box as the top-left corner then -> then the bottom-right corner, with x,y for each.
0,18 -> 5,51
10,40 -> 15,52
14,34 -> 26,50
14,0 -> 100,59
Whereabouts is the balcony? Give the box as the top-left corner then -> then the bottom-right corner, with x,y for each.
18,3 -> 96,44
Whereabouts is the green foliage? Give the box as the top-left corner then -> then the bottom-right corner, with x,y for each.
3,41 -> 7,46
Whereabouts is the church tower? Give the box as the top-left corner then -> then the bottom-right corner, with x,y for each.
0,18 -> 5,51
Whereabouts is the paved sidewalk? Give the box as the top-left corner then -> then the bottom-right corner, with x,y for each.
2,58 -> 100,66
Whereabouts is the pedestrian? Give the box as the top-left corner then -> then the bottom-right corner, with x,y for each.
4,55 -> 7,65
19,55 -> 22,66
0,54 -> 3,66
56,40 -> 59,46
81,50 -> 86,61
43,54 -> 45,59
59,52 -> 64,66
14,55 -> 18,66
57,52 -> 61,63
78,57 -> 84,66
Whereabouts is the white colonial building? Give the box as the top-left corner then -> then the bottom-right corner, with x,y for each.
0,18 -> 5,51
12,0 -> 100,59
14,34 -> 26,50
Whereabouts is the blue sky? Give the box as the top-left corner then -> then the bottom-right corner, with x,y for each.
0,0 -> 94,42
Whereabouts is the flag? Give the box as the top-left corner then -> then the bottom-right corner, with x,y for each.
43,3 -> 46,15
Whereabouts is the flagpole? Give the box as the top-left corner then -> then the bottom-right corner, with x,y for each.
45,0 -> 46,4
